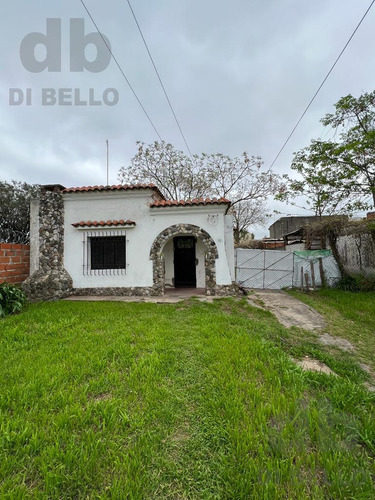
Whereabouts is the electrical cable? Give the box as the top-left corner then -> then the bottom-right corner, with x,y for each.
79,0 -> 163,141
267,0 -> 375,171
126,0 -> 193,159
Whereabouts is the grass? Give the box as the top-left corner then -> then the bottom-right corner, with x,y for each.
287,289 -> 375,374
0,296 -> 374,498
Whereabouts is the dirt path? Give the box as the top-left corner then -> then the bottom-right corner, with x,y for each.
247,289 -> 326,330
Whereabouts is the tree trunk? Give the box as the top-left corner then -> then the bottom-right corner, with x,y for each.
233,226 -> 240,244
327,231 -> 347,277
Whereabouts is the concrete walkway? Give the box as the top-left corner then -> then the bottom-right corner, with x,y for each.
65,288 -> 209,304
247,289 -> 326,330
65,287 -> 326,331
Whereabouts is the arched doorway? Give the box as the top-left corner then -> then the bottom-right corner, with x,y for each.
149,224 -> 219,295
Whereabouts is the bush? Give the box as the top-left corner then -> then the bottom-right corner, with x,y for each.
336,274 -> 375,292
0,282 -> 27,317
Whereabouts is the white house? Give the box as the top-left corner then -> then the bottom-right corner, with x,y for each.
24,184 -> 238,300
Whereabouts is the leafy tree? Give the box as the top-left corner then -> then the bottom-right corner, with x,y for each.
278,91 -> 375,214
119,141 -> 282,241
277,154 -> 350,217
0,180 -> 39,244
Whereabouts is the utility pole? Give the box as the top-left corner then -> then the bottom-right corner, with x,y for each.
106,139 -> 109,185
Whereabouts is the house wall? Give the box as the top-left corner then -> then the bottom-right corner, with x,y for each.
0,243 -> 30,284
164,238 -> 174,287
224,214 -> 235,281
150,208 -> 232,286
63,190 -> 234,289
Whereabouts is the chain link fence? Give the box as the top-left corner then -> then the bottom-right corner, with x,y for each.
236,248 -> 341,290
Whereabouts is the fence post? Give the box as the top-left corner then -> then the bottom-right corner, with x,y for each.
318,258 -> 326,288
304,272 -> 309,290
310,261 -> 315,289
300,266 -> 304,291
292,252 -> 295,288
234,248 -> 237,283
263,250 -> 266,289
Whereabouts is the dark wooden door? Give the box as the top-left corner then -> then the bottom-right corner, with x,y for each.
174,236 -> 196,288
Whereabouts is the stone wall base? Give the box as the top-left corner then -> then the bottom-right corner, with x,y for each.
208,283 -> 243,297
70,284 -> 242,298
22,268 -> 73,302
72,287 -> 159,297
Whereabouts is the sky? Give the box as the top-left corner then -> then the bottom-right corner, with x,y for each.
1,0 -> 375,236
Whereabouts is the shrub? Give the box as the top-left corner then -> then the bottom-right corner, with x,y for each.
0,282 -> 27,318
335,274 -> 375,292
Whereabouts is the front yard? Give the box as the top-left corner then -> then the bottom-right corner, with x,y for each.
1,294 -> 374,498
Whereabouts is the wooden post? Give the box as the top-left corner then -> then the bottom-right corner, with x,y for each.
304,272 -> 309,290
318,258 -> 326,288
300,266 -> 304,291
310,261 -> 316,289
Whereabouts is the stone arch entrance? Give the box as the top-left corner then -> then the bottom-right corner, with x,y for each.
149,224 -> 219,295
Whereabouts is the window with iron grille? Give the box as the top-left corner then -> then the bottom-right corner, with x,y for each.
90,235 -> 126,270
81,230 -> 128,275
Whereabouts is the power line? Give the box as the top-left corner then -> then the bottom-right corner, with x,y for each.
268,0 -> 375,171
126,0 -> 193,159
79,0 -> 163,141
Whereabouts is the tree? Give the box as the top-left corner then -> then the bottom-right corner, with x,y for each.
278,91 -> 375,214
320,91 -> 375,207
118,141 -> 282,241
0,180 -> 39,244
231,200 -> 269,243
277,150 -> 351,217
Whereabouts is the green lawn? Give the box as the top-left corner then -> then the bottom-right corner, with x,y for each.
1,296 -> 374,499
288,289 -> 375,374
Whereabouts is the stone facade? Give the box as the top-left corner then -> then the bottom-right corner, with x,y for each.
149,223 -> 240,296
23,186 -> 73,301
72,287 -> 158,297
207,283 -> 243,297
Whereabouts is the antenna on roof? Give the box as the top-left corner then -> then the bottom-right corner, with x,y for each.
106,139 -> 109,186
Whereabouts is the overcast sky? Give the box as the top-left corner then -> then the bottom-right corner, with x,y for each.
1,0 -> 375,235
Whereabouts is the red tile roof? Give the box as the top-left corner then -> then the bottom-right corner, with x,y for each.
63,183 -> 165,199
72,220 -> 136,228
150,197 -> 231,208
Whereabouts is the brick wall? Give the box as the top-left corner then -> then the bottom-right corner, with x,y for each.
0,243 -> 30,285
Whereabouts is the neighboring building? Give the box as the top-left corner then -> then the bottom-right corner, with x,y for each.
269,215 -> 349,250
269,216 -> 325,239
23,184 -> 238,301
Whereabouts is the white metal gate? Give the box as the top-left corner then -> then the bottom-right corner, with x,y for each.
236,249 -> 295,289
236,248 -> 341,289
